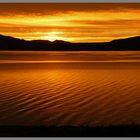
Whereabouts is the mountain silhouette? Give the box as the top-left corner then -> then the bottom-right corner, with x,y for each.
0,34 -> 140,51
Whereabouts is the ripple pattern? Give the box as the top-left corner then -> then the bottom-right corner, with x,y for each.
0,52 -> 140,126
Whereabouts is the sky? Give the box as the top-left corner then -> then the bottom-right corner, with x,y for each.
0,3 -> 140,42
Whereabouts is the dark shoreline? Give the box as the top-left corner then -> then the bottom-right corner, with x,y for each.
0,34 -> 140,51
0,125 -> 140,137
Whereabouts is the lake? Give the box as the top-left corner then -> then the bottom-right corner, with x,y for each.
0,51 -> 140,126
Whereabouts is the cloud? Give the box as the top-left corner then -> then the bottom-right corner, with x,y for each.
0,3 -> 140,42
70,19 -> 140,26
0,3 -> 140,16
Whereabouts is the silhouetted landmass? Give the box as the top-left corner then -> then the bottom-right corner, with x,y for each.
0,125 -> 140,137
0,34 -> 140,51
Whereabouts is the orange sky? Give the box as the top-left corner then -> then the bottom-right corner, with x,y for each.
0,3 -> 140,42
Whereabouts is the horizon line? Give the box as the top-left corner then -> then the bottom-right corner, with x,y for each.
1,34 -> 140,43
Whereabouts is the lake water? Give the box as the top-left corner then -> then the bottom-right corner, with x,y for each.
0,51 -> 140,126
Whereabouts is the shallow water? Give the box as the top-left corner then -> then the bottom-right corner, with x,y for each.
0,51 -> 140,126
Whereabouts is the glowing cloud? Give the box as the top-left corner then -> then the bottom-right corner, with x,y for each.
0,3 -> 140,42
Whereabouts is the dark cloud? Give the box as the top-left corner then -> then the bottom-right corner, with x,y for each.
0,3 -> 140,15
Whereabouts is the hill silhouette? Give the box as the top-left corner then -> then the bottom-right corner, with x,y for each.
0,34 -> 140,51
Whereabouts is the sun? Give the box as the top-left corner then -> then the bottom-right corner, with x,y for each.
40,32 -> 64,42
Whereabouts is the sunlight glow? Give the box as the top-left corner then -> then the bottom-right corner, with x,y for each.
40,32 -> 64,41
0,3 -> 140,42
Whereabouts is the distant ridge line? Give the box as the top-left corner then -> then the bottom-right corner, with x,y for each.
0,34 -> 140,51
